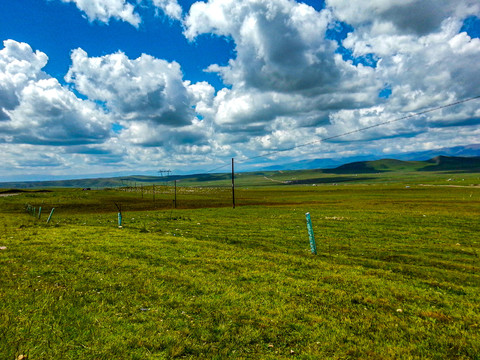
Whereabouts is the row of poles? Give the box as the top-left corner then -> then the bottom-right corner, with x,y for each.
122,159 -> 234,209
113,160 -> 233,228
120,181 -> 178,209
24,204 -> 55,224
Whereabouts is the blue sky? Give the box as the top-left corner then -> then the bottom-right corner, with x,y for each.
0,0 -> 479,181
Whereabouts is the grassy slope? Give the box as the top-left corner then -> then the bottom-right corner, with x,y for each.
322,159 -> 424,174
1,184 -> 479,359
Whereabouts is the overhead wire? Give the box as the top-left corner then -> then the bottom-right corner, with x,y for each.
204,162 -> 231,174
198,95 -> 480,173
238,95 -> 480,164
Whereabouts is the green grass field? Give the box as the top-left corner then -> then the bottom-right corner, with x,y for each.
1,174 -> 479,359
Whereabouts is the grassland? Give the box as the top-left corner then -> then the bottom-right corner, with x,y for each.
1,171 -> 479,359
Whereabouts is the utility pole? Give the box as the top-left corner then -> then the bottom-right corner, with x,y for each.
174,180 -> 177,208
153,184 -> 155,208
232,158 -> 235,209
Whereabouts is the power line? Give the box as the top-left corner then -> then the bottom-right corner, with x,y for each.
204,162 -> 231,174
197,95 -> 480,173
238,95 -> 480,164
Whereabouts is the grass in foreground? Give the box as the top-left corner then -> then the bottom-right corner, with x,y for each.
0,184 -> 479,359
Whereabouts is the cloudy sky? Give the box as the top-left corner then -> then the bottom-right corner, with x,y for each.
1,0 -> 479,181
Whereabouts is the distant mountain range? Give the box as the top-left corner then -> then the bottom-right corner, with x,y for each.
263,144 -> 480,171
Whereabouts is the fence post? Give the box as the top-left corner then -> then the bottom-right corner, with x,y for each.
46,208 -> 55,224
114,203 -> 123,228
305,212 -> 317,255
38,207 -> 42,219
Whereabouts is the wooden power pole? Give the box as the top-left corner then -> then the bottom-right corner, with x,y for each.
232,158 -> 235,209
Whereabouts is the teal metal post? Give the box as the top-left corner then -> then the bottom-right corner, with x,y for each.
46,208 -> 55,224
118,212 -> 122,228
305,212 -> 317,255
38,207 -> 42,219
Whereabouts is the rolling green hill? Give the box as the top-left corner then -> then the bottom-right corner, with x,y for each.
325,156 -> 480,174
323,159 -> 426,174
421,155 -> 480,171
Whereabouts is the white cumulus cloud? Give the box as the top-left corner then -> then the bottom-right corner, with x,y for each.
185,0 -> 339,93
0,40 -> 111,146
60,0 -> 141,26
151,0 -> 183,20
326,0 -> 480,35
66,49 -> 194,127
183,0 -> 382,154
0,39 -> 48,112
